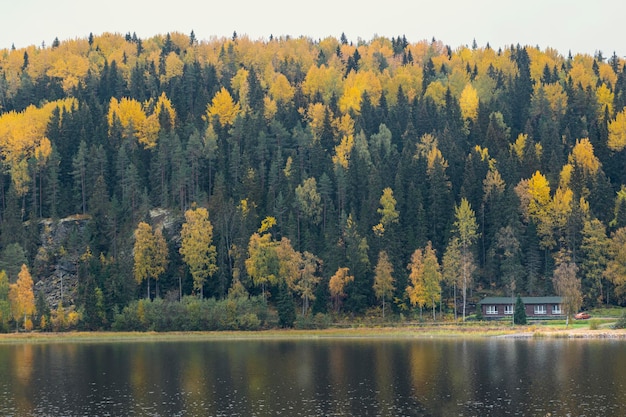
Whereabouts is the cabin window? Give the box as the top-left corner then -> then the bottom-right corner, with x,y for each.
504,305 -> 514,315
534,305 -> 547,315
486,305 -> 498,315
552,305 -> 562,314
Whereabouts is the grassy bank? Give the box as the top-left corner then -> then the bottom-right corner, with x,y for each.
1,320 -> 625,344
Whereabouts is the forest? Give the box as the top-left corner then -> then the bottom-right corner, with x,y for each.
1,31 -> 626,331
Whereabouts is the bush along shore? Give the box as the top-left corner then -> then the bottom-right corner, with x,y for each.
2,301 -> 626,342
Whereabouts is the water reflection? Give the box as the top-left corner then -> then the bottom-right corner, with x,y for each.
0,338 -> 625,416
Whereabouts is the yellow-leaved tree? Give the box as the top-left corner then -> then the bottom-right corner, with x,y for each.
207,87 -> 241,126
268,72 -> 295,104
179,206 -> 218,298
406,242 -> 442,320
406,248 -> 426,311
305,102 -> 328,142
339,70 -> 382,114
373,250 -> 395,319
332,135 -> 354,169
329,267 -> 353,312
8,264 -> 35,332
153,92 -> 178,130
245,231 -> 278,301
373,187 -> 399,237
107,96 -> 165,149
596,83 -> 614,118
552,261 -> 582,328
608,107 -> 626,151
423,81 -> 447,108
0,99 -> 76,196
526,171 -> 552,222
569,138 -> 600,176
296,251 -> 322,316
459,83 -> 479,121
133,222 -> 169,299
604,227 -> 626,297
302,64 -> 343,103
453,198 -> 478,321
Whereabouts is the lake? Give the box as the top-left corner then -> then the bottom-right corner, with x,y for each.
0,336 -> 625,416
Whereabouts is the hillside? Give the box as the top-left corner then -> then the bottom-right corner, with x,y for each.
0,32 -> 625,330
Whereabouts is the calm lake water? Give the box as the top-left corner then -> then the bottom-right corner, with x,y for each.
1,337 -> 625,416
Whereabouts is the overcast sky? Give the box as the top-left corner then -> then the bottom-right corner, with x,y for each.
2,0 -> 624,58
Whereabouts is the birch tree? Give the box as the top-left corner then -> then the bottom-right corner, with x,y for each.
180,206 -> 218,298
8,264 -> 35,331
553,260 -> 582,327
406,242 -> 441,320
373,250 -> 395,319
133,222 -> 168,299
453,198 -> 478,321
329,267 -> 353,312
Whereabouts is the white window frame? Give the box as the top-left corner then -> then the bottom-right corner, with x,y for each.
534,305 -> 547,315
552,304 -> 562,314
486,305 -> 498,315
504,305 -> 514,315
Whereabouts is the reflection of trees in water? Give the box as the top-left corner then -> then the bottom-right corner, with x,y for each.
2,340 -> 626,415
180,344 -> 212,415
373,342 -> 395,407
12,344 -> 34,414
129,343 -> 151,408
409,340 -> 473,415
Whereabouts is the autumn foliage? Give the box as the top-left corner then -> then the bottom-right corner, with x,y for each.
1,31 -> 626,330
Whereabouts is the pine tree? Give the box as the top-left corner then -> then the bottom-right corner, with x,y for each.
276,280 -> 296,328
0,271 -> 10,332
514,295 -> 527,325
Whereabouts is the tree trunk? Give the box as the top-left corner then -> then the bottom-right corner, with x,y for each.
382,297 -> 385,319
432,297 -> 436,321
453,283 -> 457,321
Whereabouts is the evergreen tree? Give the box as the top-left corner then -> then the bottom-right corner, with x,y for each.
276,280 -> 296,328
0,271 -> 10,332
72,141 -> 88,214
343,215 -> 372,314
514,295 -> 527,325
509,46 -> 533,136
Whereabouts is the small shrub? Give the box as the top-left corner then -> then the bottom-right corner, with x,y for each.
313,313 -> 331,329
112,296 -> 268,331
295,313 -> 332,329
589,319 -> 601,330
613,312 -> 626,329
294,315 -> 315,329
112,302 -> 146,331
237,313 -> 261,330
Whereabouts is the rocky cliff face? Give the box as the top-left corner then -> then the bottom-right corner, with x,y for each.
33,215 -> 91,309
32,209 -> 180,310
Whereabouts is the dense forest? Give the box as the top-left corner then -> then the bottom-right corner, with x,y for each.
1,31 -> 626,331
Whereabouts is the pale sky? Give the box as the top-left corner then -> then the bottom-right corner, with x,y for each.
2,0 -> 624,58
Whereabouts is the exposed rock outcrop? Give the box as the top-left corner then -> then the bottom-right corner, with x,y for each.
33,215 -> 91,309
31,209 -> 181,310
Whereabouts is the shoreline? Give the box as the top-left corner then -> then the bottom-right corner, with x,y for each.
1,324 -> 625,344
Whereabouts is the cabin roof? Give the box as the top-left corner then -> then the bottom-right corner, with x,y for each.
480,296 -> 563,305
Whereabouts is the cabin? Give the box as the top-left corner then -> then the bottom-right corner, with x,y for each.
479,296 -> 564,319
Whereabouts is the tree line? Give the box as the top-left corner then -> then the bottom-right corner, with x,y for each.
1,31 -> 626,330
